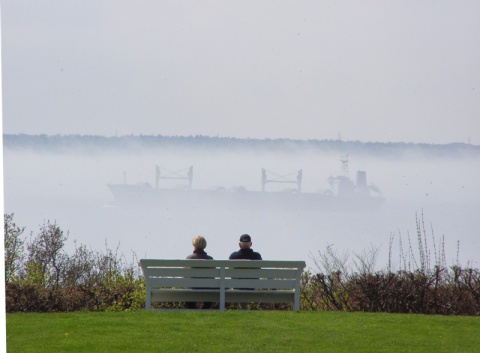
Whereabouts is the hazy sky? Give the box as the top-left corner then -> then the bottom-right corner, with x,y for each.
2,1 -> 480,144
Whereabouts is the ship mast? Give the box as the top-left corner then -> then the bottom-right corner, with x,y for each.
261,169 -> 302,192
155,166 -> 193,190
340,154 -> 349,179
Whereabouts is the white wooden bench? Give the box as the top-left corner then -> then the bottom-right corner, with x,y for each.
140,259 -> 306,310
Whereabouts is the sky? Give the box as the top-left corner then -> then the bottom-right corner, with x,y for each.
2,1 -> 480,144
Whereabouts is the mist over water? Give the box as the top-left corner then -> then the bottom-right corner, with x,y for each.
4,145 -> 480,270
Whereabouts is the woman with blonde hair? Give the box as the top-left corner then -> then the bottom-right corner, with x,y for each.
186,235 -> 213,260
185,235 -> 214,309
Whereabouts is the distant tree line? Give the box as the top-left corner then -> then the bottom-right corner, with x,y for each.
4,213 -> 479,314
4,133 -> 480,158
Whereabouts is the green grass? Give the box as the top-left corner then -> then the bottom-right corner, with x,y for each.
6,311 -> 480,353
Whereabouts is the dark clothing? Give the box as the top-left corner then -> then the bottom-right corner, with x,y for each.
187,249 -> 213,260
185,249 -> 213,309
228,248 -> 262,297
229,248 -> 262,260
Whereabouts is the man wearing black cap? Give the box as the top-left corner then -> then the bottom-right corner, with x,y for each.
229,234 -> 262,260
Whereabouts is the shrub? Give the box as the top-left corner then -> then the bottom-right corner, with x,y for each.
4,213 -> 144,312
302,213 -> 480,315
4,213 -> 25,284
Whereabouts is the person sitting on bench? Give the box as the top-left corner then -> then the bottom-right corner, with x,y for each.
229,234 -> 262,260
185,235 -> 213,309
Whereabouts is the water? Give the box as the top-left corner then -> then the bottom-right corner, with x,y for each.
4,146 -> 480,271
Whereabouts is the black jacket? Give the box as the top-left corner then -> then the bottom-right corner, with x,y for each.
229,248 -> 262,260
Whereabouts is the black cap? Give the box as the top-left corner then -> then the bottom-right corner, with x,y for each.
239,234 -> 251,242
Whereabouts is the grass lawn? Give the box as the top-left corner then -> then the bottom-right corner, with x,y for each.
6,310 -> 480,353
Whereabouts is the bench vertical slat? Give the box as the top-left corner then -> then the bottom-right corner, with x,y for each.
146,285 -> 152,310
220,266 -> 226,310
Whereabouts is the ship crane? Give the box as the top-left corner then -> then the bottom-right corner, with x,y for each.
261,169 -> 302,192
340,154 -> 350,178
155,165 -> 193,190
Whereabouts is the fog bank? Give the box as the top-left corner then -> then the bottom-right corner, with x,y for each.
4,145 -> 480,269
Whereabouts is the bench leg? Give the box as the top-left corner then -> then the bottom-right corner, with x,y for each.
146,290 -> 151,310
220,291 -> 225,310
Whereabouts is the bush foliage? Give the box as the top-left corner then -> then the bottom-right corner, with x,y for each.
4,213 -> 479,314
301,214 -> 480,315
4,214 -> 144,312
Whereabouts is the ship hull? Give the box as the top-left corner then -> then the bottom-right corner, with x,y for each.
107,184 -> 385,211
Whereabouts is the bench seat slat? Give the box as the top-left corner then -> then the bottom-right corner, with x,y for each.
224,268 -> 299,279
151,289 -> 295,304
152,289 -> 220,302
226,290 -> 294,303
145,268 -> 298,279
144,268 -> 221,277
225,278 -> 297,289
142,259 -> 304,268
147,278 -> 297,289
148,278 -> 220,288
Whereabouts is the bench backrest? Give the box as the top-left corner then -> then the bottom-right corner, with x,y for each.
140,259 -> 306,309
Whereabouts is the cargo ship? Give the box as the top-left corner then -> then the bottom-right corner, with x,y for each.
106,157 -> 385,211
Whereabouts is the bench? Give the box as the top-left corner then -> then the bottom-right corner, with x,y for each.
140,259 -> 306,310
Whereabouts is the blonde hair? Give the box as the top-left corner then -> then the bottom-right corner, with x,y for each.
192,235 -> 207,250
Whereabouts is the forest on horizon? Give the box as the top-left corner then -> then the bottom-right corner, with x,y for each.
3,133 -> 480,158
